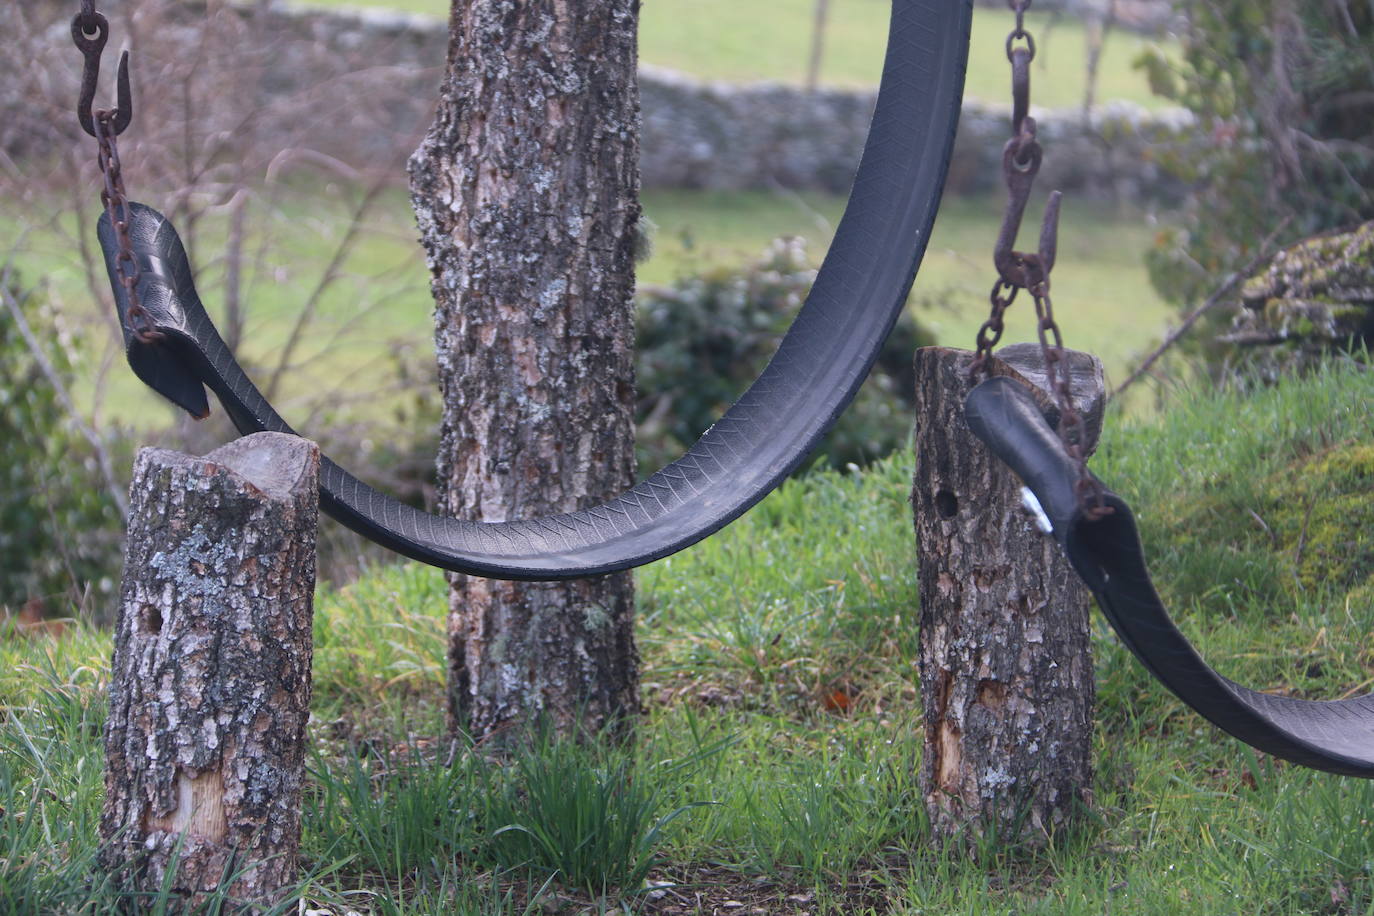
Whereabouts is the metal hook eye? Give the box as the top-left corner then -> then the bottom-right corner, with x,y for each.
72,11 -> 132,138
72,11 -> 108,53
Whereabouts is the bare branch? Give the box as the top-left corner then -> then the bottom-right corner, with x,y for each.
805,0 -> 830,93
265,178 -> 388,400
1112,219 -> 1292,401
223,186 -> 251,352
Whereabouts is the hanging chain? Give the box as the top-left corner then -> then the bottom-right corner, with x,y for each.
73,2 -> 160,344
971,0 -> 1044,379
94,113 -> 160,344
973,278 -> 1017,375
972,0 -> 1109,519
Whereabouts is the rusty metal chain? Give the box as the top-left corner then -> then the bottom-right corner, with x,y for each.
972,279 -> 1017,369
73,2 -> 160,344
94,114 -> 160,343
971,0 -> 1049,379
971,0 -> 1109,519
1029,285 -> 1104,514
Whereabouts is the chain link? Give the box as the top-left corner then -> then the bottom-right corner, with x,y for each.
972,0 -> 1110,519
93,113 -> 160,344
970,280 -> 1016,378
74,2 -> 158,344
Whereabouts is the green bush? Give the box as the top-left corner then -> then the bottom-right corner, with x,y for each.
1138,1 -> 1374,363
636,237 -> 931,471
0,279 -> 125,614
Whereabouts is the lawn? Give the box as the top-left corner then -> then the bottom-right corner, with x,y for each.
296,0 -> 1178,109
5,359 -> 1374,912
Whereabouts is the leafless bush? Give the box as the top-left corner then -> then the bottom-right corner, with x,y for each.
1,0 -> 447,592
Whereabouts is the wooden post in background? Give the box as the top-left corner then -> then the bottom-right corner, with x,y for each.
912,344 -> 1105,847
101,432 -> 319,907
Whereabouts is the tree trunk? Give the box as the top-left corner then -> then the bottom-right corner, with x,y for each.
100,432 -> 319,908
912,345 -> 1103,847
1081,2 -> 1111,120
805,0 -> 831,93
408,0 -> 640,741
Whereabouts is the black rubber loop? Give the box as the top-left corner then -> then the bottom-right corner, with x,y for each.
966,376 -> 1374,778
99,0 -> 974,580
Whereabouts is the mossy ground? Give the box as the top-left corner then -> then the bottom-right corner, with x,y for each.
1153,438 -> 1374,612
1232,222 -> 1374,363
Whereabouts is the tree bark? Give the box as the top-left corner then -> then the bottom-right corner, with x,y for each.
912,345 -> 1104,847
100,432 -> 319,909
408,0 -> 640,740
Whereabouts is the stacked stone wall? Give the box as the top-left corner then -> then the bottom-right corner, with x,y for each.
4,0 -> 1191,202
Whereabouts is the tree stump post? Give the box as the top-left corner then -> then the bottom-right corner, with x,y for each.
912,344 -> 1105,847
101,432 -> 320,908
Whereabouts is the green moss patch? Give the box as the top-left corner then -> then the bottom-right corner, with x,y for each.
1278,444 -> 1374,593
1158,441 -> 1374,609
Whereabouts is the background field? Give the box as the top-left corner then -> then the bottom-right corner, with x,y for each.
3,184 -> 1171,433
297,0 -> 1176,109
2,0 -> 1178,432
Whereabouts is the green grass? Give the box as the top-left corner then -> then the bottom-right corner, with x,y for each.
296,0 -> 1177,109
6,359 -> 1374,911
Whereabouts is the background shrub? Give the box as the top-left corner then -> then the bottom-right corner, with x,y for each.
635,237 -> 931,471
0,279 -> 126,615
1139,1 -> 1374,366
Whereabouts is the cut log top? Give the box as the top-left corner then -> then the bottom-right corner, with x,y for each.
137,432 -> 319,503
992,343 -> 1106,457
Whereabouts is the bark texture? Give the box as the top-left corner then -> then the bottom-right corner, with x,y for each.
912,345 -> 1104,847
101,432 -> 319,908
408,0 -> 640,739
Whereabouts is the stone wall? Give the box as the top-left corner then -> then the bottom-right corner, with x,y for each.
644,65 -> 1194,202
973,0 -> 1181,34
5,1 -> 1191,202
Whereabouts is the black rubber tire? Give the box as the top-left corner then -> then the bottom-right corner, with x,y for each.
966,376 -> 1374,777
101,0 -> 973,579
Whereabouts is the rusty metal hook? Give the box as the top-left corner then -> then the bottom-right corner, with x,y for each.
72,10 -> 132,138
992,125 -> 1061,292
1037,189 -> 1061,280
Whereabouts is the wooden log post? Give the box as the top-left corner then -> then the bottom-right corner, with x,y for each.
912,344 -> 1105,847
101,432 -> 320,908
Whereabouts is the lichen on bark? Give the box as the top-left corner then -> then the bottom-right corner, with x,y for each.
408,0 -> 641,741
100,432 -> 319,909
